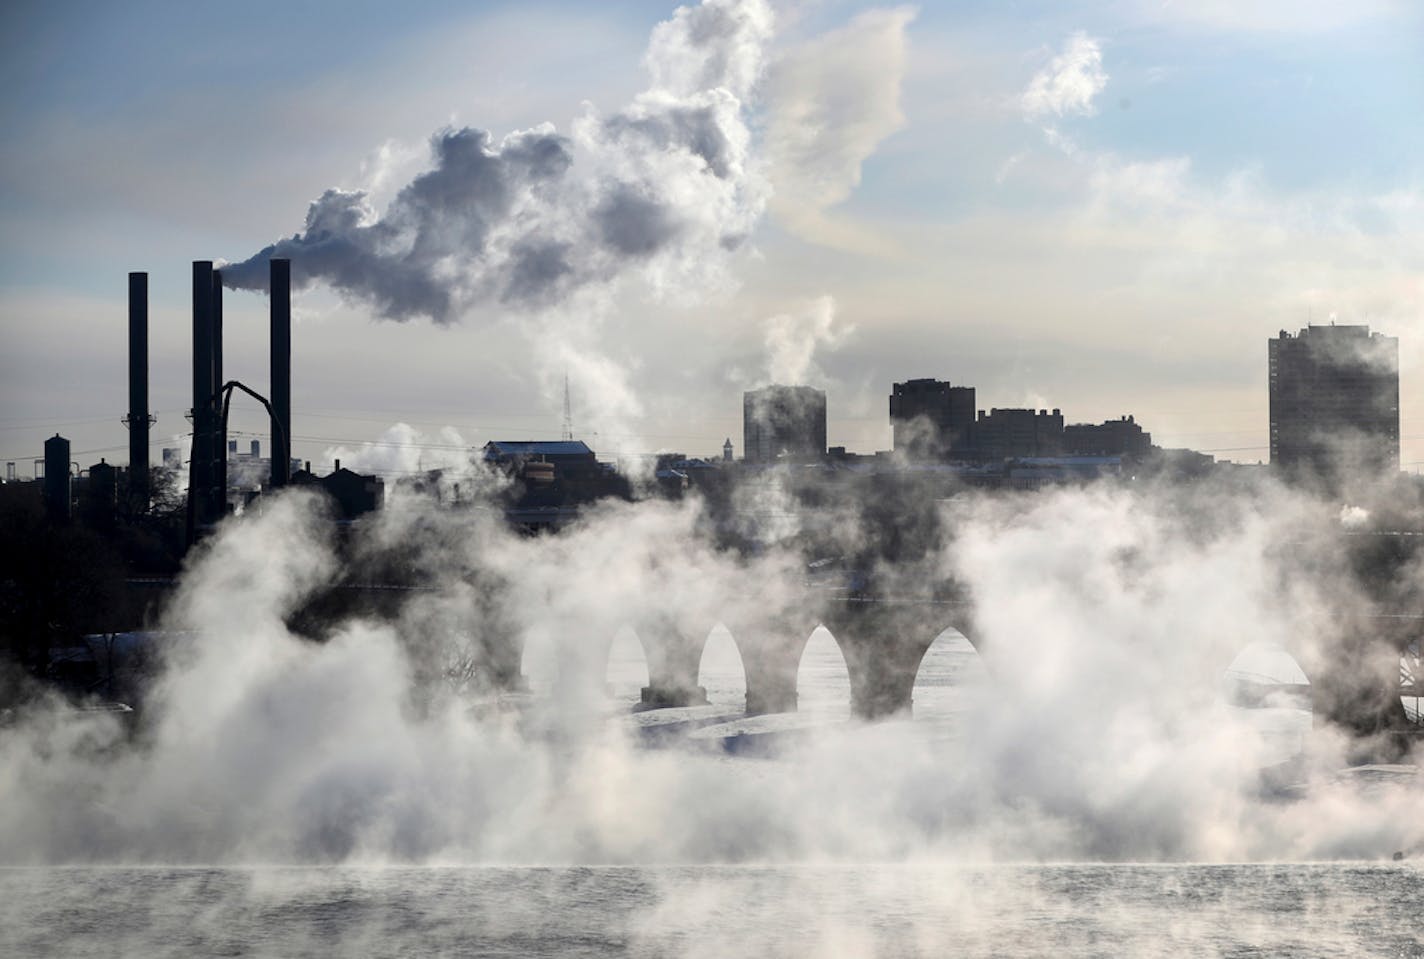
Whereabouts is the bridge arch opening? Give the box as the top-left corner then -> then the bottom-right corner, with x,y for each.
698,623 -> 746,708
911,627 -> 989,720
1401,639 -> 1420,726
1222,641 -> 1313,768
605,624 -> 650,707
1222,641 -> 1312,710
519,630 -> 558,695
797,625 -> 851,719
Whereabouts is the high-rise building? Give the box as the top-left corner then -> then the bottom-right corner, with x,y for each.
743,385 -> 827,463
889,378 -> 976,460
1268,324 -> 1399,482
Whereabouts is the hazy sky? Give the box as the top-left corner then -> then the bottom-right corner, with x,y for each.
1,0 -> 1421,475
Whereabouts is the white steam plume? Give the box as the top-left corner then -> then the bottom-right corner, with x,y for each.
763,295 -> 850,386
324,423 -> 472,477
220,0 -> 773,324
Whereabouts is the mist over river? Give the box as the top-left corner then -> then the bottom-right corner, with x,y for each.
3,482 -> 1422,956
3,628 -> 1419,957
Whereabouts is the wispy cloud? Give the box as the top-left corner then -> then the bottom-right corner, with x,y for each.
765,6 -> 917,253
1020,32 -> 1107,122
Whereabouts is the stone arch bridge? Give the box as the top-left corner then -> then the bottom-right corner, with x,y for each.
466,587 -> 1420,731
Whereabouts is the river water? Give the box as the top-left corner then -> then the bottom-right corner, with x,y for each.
3,629 -> 1420,956
3,862 -> 1421,958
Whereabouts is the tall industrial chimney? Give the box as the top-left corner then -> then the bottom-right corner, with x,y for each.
212,268 -> 226,502
126,272 -> 150,511
189,260 -> 220,535
270,258 -> 292,488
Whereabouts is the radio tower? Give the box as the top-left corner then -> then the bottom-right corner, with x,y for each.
561,374 -> 574,441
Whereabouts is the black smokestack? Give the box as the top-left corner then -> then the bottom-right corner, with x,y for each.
213,268 -> 226,504
270,258 -> 291,488
189,260 -> 219,536
126,272 -> 150,511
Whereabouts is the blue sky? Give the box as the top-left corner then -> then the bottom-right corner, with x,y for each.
1,0 -> 1420,472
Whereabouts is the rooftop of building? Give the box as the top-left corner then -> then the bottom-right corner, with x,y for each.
483,440 -> 596,458
1278,323 -> 1394,340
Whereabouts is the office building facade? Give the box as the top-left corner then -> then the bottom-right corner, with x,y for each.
743,385 -> 827,463
1268,324 -> 1399,481
889,378 -> 976,459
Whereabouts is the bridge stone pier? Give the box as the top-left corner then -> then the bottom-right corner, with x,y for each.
722,608 -> 825,716
636,614 -> 711,709
821,598 -> 978,720
471,590 -> 525,691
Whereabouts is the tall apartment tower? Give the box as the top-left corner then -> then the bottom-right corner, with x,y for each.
1268,324 -> 1399,482
889,378 -> 976,460
743,385 -> 827,463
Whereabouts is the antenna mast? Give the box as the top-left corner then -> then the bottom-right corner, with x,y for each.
561,375 -> 573,441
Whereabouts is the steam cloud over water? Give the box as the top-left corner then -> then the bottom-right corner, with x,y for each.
220,0 -> 772,322
0,470 -> 1419,866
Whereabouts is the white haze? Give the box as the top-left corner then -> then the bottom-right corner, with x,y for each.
0,474 -> 1418,866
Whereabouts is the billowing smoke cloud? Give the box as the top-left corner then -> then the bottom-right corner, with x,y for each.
220,0 -> 773,323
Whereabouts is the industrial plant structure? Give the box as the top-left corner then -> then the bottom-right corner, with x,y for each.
184,258 -> 295,537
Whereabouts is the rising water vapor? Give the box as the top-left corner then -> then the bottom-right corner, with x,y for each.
0,467 -> 1418,867
220,0 -> 772,323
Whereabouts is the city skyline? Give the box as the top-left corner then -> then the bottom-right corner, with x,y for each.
2,0 -> 1421,473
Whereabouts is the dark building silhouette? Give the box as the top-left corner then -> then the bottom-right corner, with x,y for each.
1269,324 -> 1399,482
483,440 -> 601,479
743,385 -> 827,463
889,378 -> 975,460
43,434 -> 71,522
322,463 -> 384,519
1063,415 -> 1152,458
290,461 -> 384,520
972,408 -> 1064,459
483,440 -> 629,514
83,459 -> 118,529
